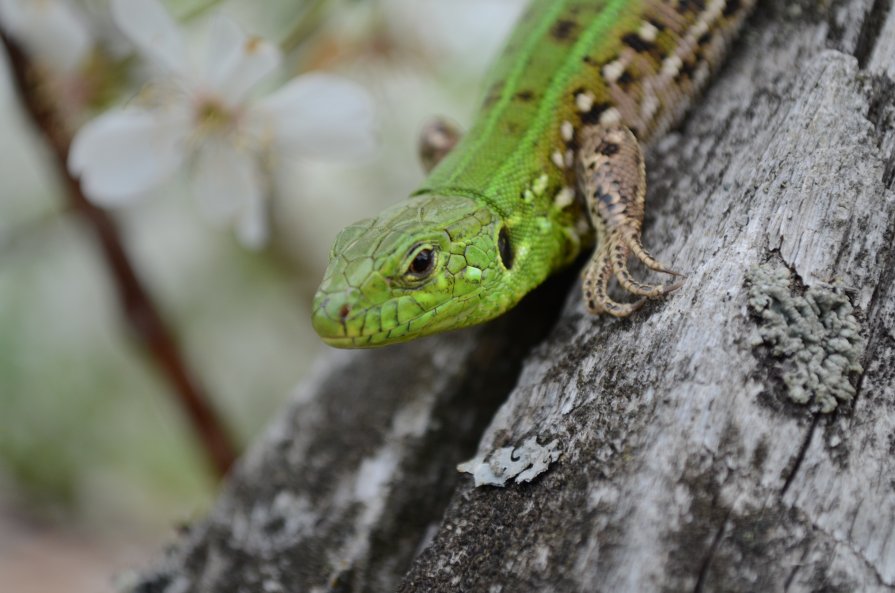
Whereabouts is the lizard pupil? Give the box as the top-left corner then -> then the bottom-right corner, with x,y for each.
409,249 -> 435,276
498,227 -> 513,270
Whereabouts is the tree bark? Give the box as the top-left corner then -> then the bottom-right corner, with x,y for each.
131,1 -> 895,592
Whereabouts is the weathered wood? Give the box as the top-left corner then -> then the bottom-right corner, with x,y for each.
130,271 -> 574,593
131,1 -> 895,592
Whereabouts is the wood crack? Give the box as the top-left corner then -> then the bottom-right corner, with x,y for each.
852,206 -> 895,408
854,0 -> 893,68
865,72 -> 895,190
780,415 -> 819,496
692,508 -> 732,593
783,545 -> 812,592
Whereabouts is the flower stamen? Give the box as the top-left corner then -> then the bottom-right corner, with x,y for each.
195,98 -> 235,133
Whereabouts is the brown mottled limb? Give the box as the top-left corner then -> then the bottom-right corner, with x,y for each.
418,117 -> 462,173
1,32 -> 237,479
576,123 -> 683,317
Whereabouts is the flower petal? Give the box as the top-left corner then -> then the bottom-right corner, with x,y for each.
190,140 -> 267,248
202,13 -> 281,105
203,11 -> 242,78
69,109 -> 189,206
111,0 -> 189,76
0,0 -> 24,30
191,141 -> 250,222
235,190 -> 268,250
251,73 -> 376,160
0,0 -> 92,72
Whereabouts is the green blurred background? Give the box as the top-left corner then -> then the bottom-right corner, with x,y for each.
0,0 -> 523,590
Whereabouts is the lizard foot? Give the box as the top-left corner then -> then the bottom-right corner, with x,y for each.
577,123 -> 684,317
418,117 -> 462,173
582,225 -> 684,318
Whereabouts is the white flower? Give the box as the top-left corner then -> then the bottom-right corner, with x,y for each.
0,0 -> 93,72
68,0 -> 376,248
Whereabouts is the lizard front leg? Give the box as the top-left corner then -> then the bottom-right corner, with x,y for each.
576,124 -> 683,317
418,117 -> 462,173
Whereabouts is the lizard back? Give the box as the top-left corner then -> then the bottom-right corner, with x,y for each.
416,0 -> 754,293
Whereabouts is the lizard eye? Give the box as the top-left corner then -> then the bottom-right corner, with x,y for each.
407,247 -> 436,278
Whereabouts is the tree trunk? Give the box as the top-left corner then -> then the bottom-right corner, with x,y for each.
131,1 -> 895,591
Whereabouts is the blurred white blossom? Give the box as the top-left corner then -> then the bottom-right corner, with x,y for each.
0,0 -> 93,72
69,0 -> 376,248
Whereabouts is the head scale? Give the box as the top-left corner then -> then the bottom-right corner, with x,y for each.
312,195 -> 514,347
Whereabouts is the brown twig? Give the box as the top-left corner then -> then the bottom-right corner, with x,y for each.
1,33 -> 238,479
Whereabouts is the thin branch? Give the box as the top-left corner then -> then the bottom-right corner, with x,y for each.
0,33 -> 238,479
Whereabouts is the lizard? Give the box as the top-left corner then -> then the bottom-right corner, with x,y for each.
312,0 -> 755,348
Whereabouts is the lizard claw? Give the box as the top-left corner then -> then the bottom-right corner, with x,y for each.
582,229 -> 682,318
622,227 -> 685,278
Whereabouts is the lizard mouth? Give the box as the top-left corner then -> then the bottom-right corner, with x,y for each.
317,333 -> 394,349
312,315 -> 432,348
312,293 -> 483,348
312,302 -> 441,349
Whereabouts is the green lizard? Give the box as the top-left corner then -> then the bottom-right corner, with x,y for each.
312,0 -> 755,348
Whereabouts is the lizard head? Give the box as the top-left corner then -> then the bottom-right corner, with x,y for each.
312,195 -> 514,347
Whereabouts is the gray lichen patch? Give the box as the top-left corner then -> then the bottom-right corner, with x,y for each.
457,437 -> 561,487
746,262 -> 865,413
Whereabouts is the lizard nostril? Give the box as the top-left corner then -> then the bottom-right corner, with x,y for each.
339,304 -> 351,321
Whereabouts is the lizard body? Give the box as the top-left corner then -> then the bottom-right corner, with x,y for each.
313,0 -> 754,347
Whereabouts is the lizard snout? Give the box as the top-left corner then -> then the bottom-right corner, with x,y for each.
311,287 -> 364,346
